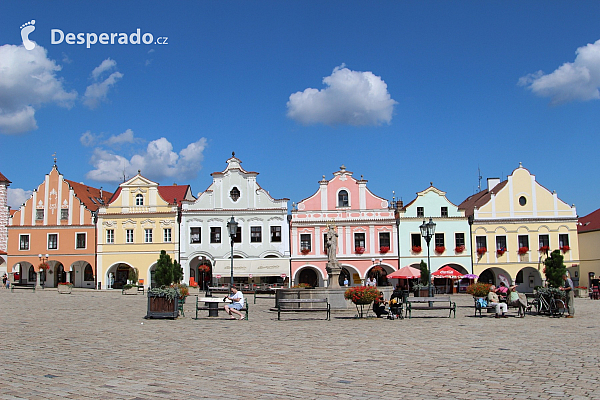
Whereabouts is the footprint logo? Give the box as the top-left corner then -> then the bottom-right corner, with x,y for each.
20,20 -> 36,50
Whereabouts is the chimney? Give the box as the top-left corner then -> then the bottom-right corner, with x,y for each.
487,178 -> 501,191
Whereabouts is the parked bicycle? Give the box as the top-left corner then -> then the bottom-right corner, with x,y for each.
531,290 -> 566,317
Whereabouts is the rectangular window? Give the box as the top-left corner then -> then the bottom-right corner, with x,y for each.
518,235 -> 529,249
163,228 -> 172,243
233,226 -> 242,243
19,234 -> 30,251
539,234 -> 550,248
441,207 -> 448,217
250,226 -> 262,243
106,229 -> 114,244
190,227 -> 201,243
411,233 -> 422,248
60,209 -> 68,220
379,232 -> 390,249
496,236 -> 507,251
48,233 -> 58,250
300,234 -> 311,251
559,234 -> 569,248
145,229 -> 153,243
434,233 -> 445,248
76,233 -> 86,249
476,236 -> 487,250
210,227 -> 221,243
126,229 -> 134,243
36,209 -> 44,220
455,233 -> 465,248
354,233 -> 366,249
270,226 -> 282,242
417,207 -> 424,218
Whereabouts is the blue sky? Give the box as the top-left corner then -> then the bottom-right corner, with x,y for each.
1,1 -> 599,216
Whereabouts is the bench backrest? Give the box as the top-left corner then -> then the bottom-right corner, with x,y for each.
278,298 -> 328,303
409,296 -> 450,303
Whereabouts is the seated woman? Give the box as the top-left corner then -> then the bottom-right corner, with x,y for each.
495,282 -> 509,301
373,291 -> 388,318
507,285 -> 527,317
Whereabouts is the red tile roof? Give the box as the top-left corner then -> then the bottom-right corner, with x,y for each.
578,208 -> 600,233
64,180 -> 113,212
157,185 -> 195,206
458,181 -> 508,217
0,172 -> 11,184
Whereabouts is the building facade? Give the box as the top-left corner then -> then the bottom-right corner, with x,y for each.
577,208 -> 600,289
290,165 -> 398,287
0,172 -> 11,276
7,164 -> 112,288
96,173 -> 194,289
180,154 -> 290,289
459,164 -> 579,292
397,185 -> 472,291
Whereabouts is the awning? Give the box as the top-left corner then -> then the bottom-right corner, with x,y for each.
387,266 -> 421,279
432,266 -> 464,279
212,258 -> 290,277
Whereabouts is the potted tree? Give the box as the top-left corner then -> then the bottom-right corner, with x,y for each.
122,268 -> 139,295
416,260 -> 430,297
146,250 -> 182,319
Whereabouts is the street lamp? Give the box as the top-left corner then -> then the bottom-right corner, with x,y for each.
38,253 -> 49,289
420,218 -> 436,297
227,216 -> 238,289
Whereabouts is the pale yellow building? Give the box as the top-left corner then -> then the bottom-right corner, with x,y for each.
459,164 -> 579,292
578,208 -> 600,289
96,173 -> 194,289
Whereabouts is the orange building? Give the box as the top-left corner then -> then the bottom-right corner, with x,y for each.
7,164 -> 112,288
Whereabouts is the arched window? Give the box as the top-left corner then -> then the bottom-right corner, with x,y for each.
84,264 -> 94,281
135,194 -> 144,206
338,190 -> 349,207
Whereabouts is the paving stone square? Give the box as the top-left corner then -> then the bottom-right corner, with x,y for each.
0,289 -> 598,399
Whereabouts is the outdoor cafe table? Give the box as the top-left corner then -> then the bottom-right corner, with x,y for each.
198,296 -> 231,317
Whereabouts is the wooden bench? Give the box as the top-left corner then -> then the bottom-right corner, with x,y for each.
277,298 -> 330,320
11,283 -> 36,292
405,297 -> 456,318
474,296 -> 527,317
253,288 -> 277,304
195,296 -> 249,320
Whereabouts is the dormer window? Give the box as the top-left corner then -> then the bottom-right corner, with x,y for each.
230,187 -> 240,202
135,194 -> 144,206
338,190 -> 349,207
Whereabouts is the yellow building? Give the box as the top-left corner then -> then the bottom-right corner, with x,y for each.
578,208 -> 600,289
96,173 -> 194,289
459,164 -> 579,292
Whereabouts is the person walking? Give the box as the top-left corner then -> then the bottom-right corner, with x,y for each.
560,273 -> 575,318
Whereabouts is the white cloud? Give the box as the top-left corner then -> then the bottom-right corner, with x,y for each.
91,58 -> 117,80
0,44 -> 77,134
7,188 -> 33,209
105,128 -> 136,146
86,137 -> 207,183
83,58 -> 123,109
80,130 -> 98,147
519,39 -> 600,104
287,65 -> 397,126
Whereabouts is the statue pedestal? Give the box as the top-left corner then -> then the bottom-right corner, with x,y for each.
326,262 -> 342,289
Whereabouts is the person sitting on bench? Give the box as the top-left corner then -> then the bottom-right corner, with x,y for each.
224,286 -> 245,320
373,291 -> 388,318
488,285 -> 508,318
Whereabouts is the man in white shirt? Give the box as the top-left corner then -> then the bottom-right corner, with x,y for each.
224,286 -> 245,320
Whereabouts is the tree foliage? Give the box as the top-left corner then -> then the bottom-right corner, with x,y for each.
544,249 -> 566,288
173,260 -> 183,284
419,260 -> 429,286
155,250 -> 174,287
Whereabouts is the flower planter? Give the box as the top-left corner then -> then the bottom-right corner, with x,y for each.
57,285 -> 72,294
146,293 -> 180,319
188,286 -> 200,295
122,287 -> 138,295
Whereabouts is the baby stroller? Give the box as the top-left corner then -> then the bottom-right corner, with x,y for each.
387,296 -> 404,320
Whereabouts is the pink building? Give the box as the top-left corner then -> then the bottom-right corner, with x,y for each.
290,165 -> 398,287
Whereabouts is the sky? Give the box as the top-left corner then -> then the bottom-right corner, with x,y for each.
1,1 -> 599,216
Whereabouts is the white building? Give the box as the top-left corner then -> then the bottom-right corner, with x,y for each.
180,153 -> 290,288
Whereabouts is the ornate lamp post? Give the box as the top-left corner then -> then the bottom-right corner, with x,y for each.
419,218 -> 436,297
38,253 -> 49,289
227,216 -> 238,289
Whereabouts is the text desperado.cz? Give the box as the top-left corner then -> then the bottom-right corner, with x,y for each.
51,29 -> 167,48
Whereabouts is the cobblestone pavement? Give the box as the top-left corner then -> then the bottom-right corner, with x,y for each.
0,289 -> 598,399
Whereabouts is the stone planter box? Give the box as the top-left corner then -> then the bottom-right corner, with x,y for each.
57,285 -> 72,294
122,287 -> 138,295
575,288 -> 587,298
146,294 -> 179,319
188,286 -> 200,295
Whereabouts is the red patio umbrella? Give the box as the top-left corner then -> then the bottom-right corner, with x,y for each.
386,266 -> 421,279
431,265 -> 464,279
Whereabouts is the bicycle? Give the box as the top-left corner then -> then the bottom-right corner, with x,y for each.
532,293 -> 565,317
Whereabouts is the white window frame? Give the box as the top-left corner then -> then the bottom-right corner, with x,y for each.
75,232 -> 87,249
144,229 -> 153,243
106,229 -> 114,244
163,228 -> 172,243
135,194 -> 144,206
126,229 -> 134,243
19,234 -> 30,251
47,233 -> 59,250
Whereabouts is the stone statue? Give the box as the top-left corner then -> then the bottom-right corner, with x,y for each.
325,224 -> 342,289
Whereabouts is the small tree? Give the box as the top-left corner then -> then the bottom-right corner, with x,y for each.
128,268 -> 139,284
419,260 -> 429,287
155,250 -> 174,287
173,260 -> 183,284
544,249 -> 566,288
